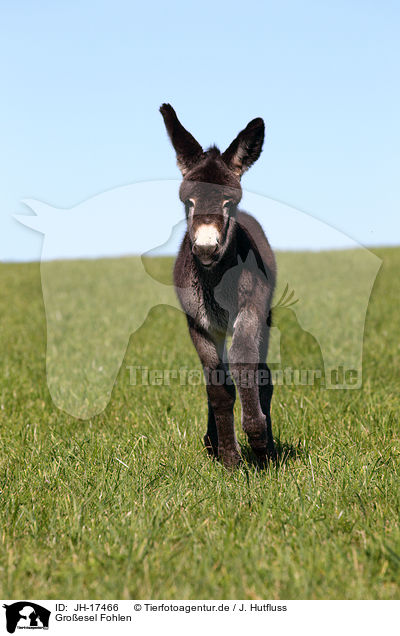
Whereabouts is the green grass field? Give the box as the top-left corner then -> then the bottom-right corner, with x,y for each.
0,248 -> 399,599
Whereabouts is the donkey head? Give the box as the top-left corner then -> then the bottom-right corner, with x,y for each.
160,103 -> 265,268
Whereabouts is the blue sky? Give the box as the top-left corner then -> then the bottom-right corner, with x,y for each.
1,0 -> 399,260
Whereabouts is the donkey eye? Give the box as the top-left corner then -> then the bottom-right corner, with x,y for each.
223,200 -> 232,211
185,199 -> 195,208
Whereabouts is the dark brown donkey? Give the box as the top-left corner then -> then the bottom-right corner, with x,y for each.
160,103 -> 276,468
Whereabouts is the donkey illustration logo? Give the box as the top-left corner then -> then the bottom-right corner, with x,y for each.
15,108 -> 381,421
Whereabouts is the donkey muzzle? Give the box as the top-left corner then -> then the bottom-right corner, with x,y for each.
192,241 -> 219,265
192,223 -> 221,265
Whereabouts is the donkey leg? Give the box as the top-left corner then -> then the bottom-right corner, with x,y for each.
204,397 -> 218,458
258,362 -> 276,461
204,339 -> 230,457
229,310 -> 276,461
189,324 -> 240,468
206,370 -> 239,467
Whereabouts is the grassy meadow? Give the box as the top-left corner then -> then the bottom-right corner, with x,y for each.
0,247 -> 399,599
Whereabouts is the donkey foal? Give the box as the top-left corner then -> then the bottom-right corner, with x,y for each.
160,103 -> 276,468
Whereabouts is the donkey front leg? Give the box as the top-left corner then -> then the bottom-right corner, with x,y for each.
189,324 -> 240,468
229,309 -> 276,461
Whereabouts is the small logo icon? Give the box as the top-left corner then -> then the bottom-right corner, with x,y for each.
2,602 -> 50,633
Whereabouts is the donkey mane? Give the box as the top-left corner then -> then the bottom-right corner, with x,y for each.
185,147 -> 240,187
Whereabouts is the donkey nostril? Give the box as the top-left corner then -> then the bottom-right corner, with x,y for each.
193,243 -> 218,259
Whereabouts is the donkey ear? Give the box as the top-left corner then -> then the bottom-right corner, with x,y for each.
160,103 -> 203,176
222,118 -> 265,177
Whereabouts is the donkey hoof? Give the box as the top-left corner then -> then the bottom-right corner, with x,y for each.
257,443 -> 277,464
267,442 -> 277,462
219,447 -> 242,469
249,436 -> 277,463
203,434 -> 218,458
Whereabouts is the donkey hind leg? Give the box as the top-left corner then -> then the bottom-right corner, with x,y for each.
258,362 -> 276,461
189,324 -> 240,468
204,397 -> 218,458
